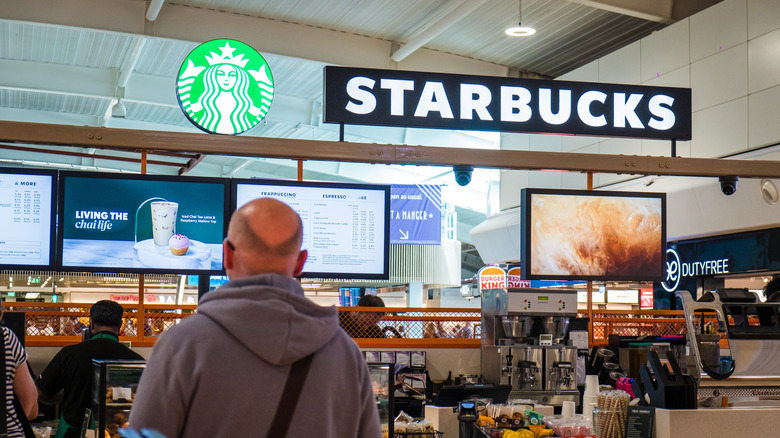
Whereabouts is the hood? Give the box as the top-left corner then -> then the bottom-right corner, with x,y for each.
469,207 -> 522,264
196,273 -> 340,366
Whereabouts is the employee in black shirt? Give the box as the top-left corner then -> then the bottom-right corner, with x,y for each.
36,300 -> 144,438
339,295 -> 401,338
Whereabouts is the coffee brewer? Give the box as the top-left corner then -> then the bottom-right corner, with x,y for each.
481,288 -> 579,406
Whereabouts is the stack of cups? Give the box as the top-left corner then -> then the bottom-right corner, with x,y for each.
582,374 -> 599,417
561,400 -> 576,418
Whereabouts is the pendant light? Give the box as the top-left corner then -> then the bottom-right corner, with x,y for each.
505,0 -> 536,37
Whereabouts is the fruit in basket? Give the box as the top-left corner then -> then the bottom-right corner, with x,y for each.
477,415 -> 495,427
528,424 -> 554,438
502,429 -> 534,438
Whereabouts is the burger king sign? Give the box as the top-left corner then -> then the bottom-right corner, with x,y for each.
478,266 -> 506,291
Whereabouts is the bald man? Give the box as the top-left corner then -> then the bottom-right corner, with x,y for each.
130,198 -> 381,438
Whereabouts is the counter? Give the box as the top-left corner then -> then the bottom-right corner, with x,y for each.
654,407 -> 780,438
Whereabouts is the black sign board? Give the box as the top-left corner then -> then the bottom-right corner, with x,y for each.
625,405 -> 655,438
655,227 -> 780,309
324,66 -> 691,140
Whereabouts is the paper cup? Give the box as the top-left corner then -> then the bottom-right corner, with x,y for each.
561,400 -> 575,418
585,374 -> 599,396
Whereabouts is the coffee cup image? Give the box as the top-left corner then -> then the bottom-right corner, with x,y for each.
151,201 -> 178,246
133,198 -> 211,269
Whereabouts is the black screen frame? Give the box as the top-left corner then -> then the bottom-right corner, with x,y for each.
520,188 -> 667,282
0,166 -> 58,270
56,171 -> 230,275
231,178 -> 391,280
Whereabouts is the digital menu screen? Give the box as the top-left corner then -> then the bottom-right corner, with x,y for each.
58,172 -> 229,274
233,179 -> 390,279
520,188 -> 666,281
0,168 -> 56,269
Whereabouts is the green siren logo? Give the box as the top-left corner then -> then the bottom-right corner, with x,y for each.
177,39 -> 274,135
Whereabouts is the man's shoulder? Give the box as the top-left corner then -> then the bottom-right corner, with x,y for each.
69,338 -> 144,360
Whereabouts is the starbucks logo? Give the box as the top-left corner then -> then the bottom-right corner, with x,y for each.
177,39 -> 274,135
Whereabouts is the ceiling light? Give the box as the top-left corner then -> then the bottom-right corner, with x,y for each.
506,0 -> 535,37
505,26 -> 536,37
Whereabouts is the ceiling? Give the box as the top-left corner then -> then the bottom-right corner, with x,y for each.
0,0 -> 724,243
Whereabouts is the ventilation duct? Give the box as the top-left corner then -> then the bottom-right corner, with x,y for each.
468,207 -> 522,265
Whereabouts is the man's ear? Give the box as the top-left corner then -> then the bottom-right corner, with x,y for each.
223,239 -> 234,270
293,249 -> 308,277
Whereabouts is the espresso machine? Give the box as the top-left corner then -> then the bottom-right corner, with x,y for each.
481,288 -> 579,406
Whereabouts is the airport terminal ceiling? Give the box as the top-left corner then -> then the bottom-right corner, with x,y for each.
0,0 -> 753,283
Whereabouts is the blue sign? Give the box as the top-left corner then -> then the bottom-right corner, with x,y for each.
390,185 -> 442,245
339,287 -> 361,306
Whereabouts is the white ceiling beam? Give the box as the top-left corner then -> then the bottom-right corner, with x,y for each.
146,0 -> 166,22
0,107 -> 99,126
391,0 -> 487,62
0,58 -> 323,128
567,0 -> 675,23
118,37 -> 147,88
0,1 -> 505,76
149,3 -> 391,68
0,59 -> 116,99
0,0 -> 146,34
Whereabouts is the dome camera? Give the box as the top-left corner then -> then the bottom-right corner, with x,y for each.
453,165 -> 473,186
719,176 -> 738,196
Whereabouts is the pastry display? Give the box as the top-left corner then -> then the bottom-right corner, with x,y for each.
168,234 -> 190,255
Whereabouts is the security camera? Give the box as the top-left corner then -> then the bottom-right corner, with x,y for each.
719,176 -> 738,195
453,165 -> 473,186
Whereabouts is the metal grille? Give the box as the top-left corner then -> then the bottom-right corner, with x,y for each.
587,311 -> 688,341
7,302 -> 480,346
5,302 -> 196,346
338,307 -> 480,339
11,303 -> 710,348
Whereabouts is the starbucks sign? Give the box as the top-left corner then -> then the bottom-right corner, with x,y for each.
177,39 -> 274,135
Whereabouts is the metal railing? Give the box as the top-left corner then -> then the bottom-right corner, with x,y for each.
5,302 -> 196,347
7,303 -> 713,349
586,309 -> 687,345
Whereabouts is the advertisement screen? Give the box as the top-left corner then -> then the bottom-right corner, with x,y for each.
521,188 -> 666,281
58,172 -> 229,274
233,179 -> 390,279
0,168 -> 56,269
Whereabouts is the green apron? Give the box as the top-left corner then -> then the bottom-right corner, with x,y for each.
54,333 -> 118,438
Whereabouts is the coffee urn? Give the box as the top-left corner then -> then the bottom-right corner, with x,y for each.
481,288 -> 579,406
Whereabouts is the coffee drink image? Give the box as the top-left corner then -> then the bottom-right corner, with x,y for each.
151,201 -> 178,246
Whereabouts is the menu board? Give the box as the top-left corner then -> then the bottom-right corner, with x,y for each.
0,168 -> 56,268
58,172 -> 229,274
233,179 -> 390,279
520,188 -> 666,281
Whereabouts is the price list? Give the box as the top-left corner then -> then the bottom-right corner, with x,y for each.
236,183 -> 387,276
0,173 -> 53,265
351,202 -> 376,251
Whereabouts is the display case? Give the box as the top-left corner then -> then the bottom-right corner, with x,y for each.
368,362 -> 394,438
91,359 -> 146,438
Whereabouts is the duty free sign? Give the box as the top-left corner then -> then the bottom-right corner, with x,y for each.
323,66 -> 691,140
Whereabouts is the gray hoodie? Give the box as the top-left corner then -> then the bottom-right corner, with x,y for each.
129,274 -> 382,438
